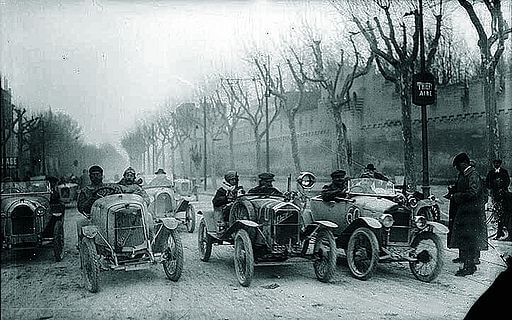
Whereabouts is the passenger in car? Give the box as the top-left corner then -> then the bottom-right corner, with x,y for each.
213,171 -> 243,231
360,163 -> 389,181
321,169 -> 348,201
248,173 -> 283,196
117,167 -> 150,205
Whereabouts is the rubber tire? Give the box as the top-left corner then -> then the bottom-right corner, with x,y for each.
186,205 -> 196,233
198,219 -> 212,262
80,238 -> 100,293
346,227 -> 379,280
53,219 -> 64,262
409,232 -> 444,282
162,229 -> 184,281
313,229 -> 337,282
234,229 -> 254,287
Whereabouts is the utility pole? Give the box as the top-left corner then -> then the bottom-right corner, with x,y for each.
41,118 -> 46,175
265,55 -> 271,173
203,97 -> 207,191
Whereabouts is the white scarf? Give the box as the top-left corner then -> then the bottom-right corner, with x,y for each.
221,180 -> 235,192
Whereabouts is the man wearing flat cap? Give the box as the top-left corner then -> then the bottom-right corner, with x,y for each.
321,169 -> 348,202
447,152 -> 488,276
248,172 -> 283,196
77,165 -> 106,216
485,159 -> 511,240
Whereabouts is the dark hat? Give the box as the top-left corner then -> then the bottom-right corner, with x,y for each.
331,169 -> 346,178
258,172 -> 275,181
452,152 -> 470,167
224,171 -> 237,181
89,165 -> 103,174
154,168 -> 166,175
124,167 -> 136,176
365,163 -> 376,171
493,159 -> 502,164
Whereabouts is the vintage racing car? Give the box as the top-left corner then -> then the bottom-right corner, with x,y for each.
1,178 -> 65,261
309,177 -> 448,282
198,173 -> 338,287
78,184 -> 184,292
144,183 -> 196,233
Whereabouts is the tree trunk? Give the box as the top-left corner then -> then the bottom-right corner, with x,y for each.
170,147 -> 176,178
229,129 -> 235,169
177,142 -> 187,177
161,142 -> 166,170
210,139 -> 217,189
254,129 -> 262,174
399,75 -> 416,189
483,65 -> 500,163
286,112 -> 301,173
332,109 -> 349,172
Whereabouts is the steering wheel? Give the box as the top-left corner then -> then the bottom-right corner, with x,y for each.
92,185 -> 122,198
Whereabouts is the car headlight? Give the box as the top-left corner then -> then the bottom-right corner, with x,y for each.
35,206 -> 46,216
408,197 -> 418,208
415,216 -> 428,229
379,214 -> 394,228
428,195 -> 436,201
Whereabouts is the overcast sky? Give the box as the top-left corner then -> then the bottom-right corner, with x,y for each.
1,0 -> 508,148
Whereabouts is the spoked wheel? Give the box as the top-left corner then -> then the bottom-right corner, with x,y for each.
53,219 -> 64,262
79,237 -> 100,293
234,229 -> 254,287
162,229 -> 184,281
198,219 -> 212,262
185,205 -> 196,233
313,228 -> 337,282
409,232 -> 444,282
346,227 -> 379,280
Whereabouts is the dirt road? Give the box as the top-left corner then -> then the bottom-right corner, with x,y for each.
2,195 -> 510,320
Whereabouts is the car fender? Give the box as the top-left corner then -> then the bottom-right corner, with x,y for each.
236,219 -> 259,228
160,217 -> 180,230
358,217 -> 382,229
82,225 -> 98,239
426,221 -> 449,234
313,220 -> 338,229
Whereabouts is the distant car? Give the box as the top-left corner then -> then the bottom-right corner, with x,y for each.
78,185 -> 183,293
309,177 -> 448,282
144,183 -> 196,233
57,182 -> 79,204
1,179 -> 65,261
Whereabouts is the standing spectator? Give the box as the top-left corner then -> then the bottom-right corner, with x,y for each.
447,152 -> 488,276
485,159 -> 510,240
78,169 -> 90,191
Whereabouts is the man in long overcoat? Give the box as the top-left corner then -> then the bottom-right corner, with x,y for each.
448,152 -> 488,276
485,159 -> 510,240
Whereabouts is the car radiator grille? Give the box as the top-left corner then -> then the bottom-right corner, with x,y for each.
156,194 -> 172,214
387,206 -> 411,243
273,209 -> 300,245
11,206 -> 34,235
115,209 -> 145,250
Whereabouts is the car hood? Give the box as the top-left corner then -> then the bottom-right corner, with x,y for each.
1,195 -> 49,213
144,187 -> 173,198
352,195 -> 397,213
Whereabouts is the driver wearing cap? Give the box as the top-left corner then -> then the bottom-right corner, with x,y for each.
77,165 -> 106,216
321,169 -> 348,202
248,173 -> 283,196
116,167 -> 150,205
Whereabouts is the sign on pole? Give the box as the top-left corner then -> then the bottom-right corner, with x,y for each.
412,72 -> 436,105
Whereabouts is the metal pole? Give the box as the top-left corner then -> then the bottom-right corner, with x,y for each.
419,0 -> 430,197
42,118 -> 46,176
203,98 -> 207,191
265,55 -> 270,172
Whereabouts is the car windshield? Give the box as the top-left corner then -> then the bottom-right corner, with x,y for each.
1,180 -> 50,194
348,178 -> 396,196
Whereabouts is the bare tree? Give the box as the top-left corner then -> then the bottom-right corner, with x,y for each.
224,78 -> 280,173
457,0 -> 511,163
294,34 -> 374,173
346,0 -> 443,187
